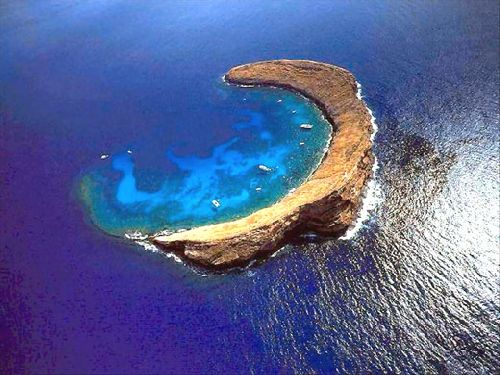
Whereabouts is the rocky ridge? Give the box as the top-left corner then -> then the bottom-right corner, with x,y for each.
152,60 -> 374,269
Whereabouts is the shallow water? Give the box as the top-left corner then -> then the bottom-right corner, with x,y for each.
0,1 -> 498,374
79,85 -> 330,235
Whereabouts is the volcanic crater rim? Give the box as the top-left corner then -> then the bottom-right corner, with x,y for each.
151,59 -> 375,269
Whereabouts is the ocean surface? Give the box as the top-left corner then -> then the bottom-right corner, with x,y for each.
1,1 -> 498,373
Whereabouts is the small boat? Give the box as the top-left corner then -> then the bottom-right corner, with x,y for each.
292,110 -> 297,114
277,99 -> 282,103
299,142 -> 305,146
300,123 -> 313,130
258,164 -> 272,172
255,187 -> 262,192
211,199 -> 221,208
100,154 -> 109,160
127,150 -> 133,154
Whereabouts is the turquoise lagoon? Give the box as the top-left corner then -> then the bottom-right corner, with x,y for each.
80,83 -> 331,235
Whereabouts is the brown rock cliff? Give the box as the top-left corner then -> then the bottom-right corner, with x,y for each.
152,60 -> 374,269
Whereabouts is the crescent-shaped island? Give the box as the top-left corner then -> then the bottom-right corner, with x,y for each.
152,59 -> 375,269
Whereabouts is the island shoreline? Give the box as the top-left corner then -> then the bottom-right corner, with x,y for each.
151,59 -> 375,269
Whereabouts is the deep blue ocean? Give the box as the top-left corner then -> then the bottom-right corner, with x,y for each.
1,1 -> 498,373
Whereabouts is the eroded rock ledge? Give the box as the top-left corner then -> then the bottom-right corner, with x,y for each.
152,60 -> 374,269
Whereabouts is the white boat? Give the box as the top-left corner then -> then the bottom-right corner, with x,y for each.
100,154 -> 109,160
277,99 -> 282,103
300,123 -> 313,130
299,142 -> 305,146
255,187 -> 262,192
292,110 -> 296,114
211,199 -> 221,208
258,164 -> 272,172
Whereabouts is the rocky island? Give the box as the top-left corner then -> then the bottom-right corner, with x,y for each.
152,59 -> 375,269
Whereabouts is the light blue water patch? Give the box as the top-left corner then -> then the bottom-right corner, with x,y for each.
113,154 -> 165,210
80,84 -> 331,235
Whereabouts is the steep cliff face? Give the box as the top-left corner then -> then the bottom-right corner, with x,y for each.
152,60 -> 374,269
